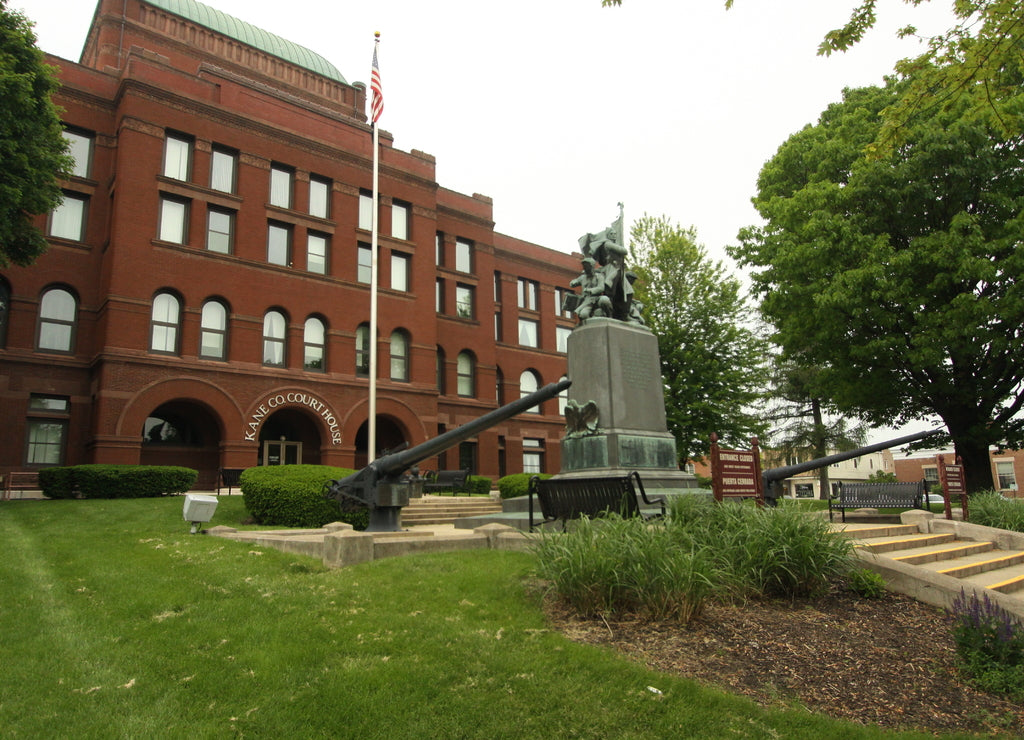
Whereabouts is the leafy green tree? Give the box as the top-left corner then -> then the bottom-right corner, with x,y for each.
766,359 -> 868,499
730,73 -> 1024,493
629,215 -> 769,465
0,1 -> 71,267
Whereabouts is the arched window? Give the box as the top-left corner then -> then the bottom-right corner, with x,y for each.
520,369 -> 541,413
199,299 -> 228,360
263,310 -> 287,366
355,323 -> 370,377
436,346 -> 446,394
0,278 -> 10,349
304,316 -> 326,372
390,329 -> 409,381
150,291 -> 181,354
37,287 -> 77,353
457,351 -> 475,397
559,375 -> 569,415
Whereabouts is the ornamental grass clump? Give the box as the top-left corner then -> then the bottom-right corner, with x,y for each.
969,491 -> 1024,534
949,589 -> 1024,700
531,515 -> 717,622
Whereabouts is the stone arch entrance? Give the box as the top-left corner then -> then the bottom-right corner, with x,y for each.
353,416 -> 408,469
257,407 -> 322,466
141,400 -> 222,488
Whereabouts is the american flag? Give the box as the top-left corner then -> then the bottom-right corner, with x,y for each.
370,41 -> 383,124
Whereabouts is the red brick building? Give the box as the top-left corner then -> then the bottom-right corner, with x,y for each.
0,0 -> 580,487
894,449 -> 1024,498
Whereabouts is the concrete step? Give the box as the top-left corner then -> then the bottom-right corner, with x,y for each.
402,496 -> 502,526
931,549 -> 1024,579
959,561 -> 1024,595
854,533 -> 956,554
833,523 -> 919,540
890,541 -> 995,565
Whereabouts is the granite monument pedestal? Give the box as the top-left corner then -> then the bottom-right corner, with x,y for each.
559,318 -> 698,490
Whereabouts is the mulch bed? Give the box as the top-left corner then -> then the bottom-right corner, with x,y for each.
544,586 -> 1024,736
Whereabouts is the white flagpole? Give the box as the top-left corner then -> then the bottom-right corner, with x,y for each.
368,32 -> 382,463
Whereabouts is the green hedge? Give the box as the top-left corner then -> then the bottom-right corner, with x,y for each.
37,465 -> 197,499
241,465 -> 364,529
497,472 -> 551,499
465,475 -> 492,495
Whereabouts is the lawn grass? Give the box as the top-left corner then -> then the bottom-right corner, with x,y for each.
0,496 -> 965,739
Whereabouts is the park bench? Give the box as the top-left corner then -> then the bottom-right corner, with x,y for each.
421,468 -> 470,495
528,471 -> 665,532
3,471 -> 41,501
218,468 -> 244,495
829,480 -> 928,523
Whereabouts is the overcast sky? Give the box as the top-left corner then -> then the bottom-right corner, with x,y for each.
16,0 -> 958,268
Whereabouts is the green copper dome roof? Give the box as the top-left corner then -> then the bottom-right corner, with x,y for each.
148,0 -> 347,84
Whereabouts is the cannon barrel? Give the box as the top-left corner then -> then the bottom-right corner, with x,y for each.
762,428 -> 941,485
327,377 -> 572,530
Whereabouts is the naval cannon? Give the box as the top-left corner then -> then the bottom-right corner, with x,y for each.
760,428 -> 942,503
326,378 -> 572,531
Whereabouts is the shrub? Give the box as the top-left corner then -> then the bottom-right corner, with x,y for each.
847,568 -> 887,599
949,590 -> 1024,700
532,514 -> 717,623
37,467 -> 75,498
241,465 -> 363,529
668,497 -> 854,599
970,491 -> 1024,533
465,475 -> 492,495
497,473 -> 551,499
38,465 -> 196,498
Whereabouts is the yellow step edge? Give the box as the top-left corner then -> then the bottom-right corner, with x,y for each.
891,542 -> 993,561
862,535 -> 952,547
935,551 -> 1024,574
986,573 -> 1024,591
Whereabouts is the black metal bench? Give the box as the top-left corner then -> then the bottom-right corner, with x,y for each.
218,468 -> 244,495
528,471 -> 665,532
421,468 -> 470,495
829,480 -> 928,523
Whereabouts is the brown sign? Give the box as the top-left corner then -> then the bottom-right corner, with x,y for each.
938,454 -> 968,521
710,434 -> 764,507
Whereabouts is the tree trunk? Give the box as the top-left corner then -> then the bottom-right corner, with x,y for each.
955,438 -> 996,494
813,398 -> 830,499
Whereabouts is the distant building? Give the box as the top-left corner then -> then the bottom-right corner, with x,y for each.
0,0 -> 580,487
893,448 -> 1024,498
765,449 -> 896,499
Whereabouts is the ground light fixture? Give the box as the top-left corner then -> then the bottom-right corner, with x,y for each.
183,493 -> 219,534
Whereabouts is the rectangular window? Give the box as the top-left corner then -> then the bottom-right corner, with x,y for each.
517,278 -> 538,310
309,176 -> 330,219
456,238 -> 473,273
163,132 -> 192,181
455,284 -> 474,319
267,222 -> 291,266
25,395 -> 70,466
50,193 -> 87,241
210,146 -> 237,193
307,232 -> 328,274
206,207 -> 234,254
159,196 -> 189,244
392,201 -> 410,240
359,190 -> 373,230
555,288 -> 575,318
923,466 -> 939,486
435,231 -> 444,266
494,271 -> 502,303
64,129 -> 92,178
391,253 -> 410,291
523,438 -> 544,475
518,318 -> 538,348
269,164 -> 292,208
436,278 -> 445,313
556,325 -> 571,353
996,460 -> 1018,491
357,243 -> 372,283
494,311 -> 502,342
459,441 -> 477,475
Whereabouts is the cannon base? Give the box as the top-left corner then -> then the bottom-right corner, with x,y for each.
365,506 -> 403,533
